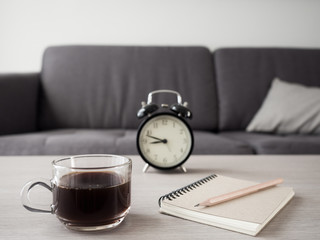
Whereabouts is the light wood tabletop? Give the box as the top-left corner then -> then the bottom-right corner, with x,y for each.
1,155 -> 319,240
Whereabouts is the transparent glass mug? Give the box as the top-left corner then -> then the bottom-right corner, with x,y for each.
21,154 -> 132,231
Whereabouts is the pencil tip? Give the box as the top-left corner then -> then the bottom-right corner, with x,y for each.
194,204 -> 199,207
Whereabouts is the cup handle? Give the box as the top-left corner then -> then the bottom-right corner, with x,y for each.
20,178 -> 53,213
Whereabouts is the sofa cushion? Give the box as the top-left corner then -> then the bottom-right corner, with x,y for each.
214,48 -> 320,131
0,129 -> 253,155
40,46 -> 218,131
0,129 -> 135,155
192,131 -> 254,154
221,131 -> 320,154
113,130 -> 254,155
247,78 -> 320,134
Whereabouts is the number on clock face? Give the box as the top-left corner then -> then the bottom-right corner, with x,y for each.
138,114 -> 193,169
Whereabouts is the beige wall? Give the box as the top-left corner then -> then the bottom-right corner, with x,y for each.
0,0 -> 320,72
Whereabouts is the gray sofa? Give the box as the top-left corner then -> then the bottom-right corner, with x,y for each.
0,46 -> 319,155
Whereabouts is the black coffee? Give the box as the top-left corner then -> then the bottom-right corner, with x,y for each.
53,171 -> 131,226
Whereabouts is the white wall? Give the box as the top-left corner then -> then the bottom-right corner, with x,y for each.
0,0 -> 320,73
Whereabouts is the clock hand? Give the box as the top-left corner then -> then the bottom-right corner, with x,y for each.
150,139 -> 168,144
166,143 -> 172,152
147,135 -> 163,141
147,135 -> 167,143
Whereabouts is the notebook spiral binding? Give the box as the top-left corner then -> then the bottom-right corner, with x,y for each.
158,174 -> 217,206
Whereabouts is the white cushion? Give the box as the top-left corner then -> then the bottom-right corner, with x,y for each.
246,78 -> 320,134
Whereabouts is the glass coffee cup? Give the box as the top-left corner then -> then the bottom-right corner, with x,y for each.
21,154 -> 132,231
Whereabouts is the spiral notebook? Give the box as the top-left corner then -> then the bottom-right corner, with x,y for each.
159,174 -> 294,236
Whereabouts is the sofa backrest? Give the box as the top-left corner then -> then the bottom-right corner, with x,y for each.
214,48 -> 320,131
40,46 -> 218,131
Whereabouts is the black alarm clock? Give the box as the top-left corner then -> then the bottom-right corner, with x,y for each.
136,90 -> 194,172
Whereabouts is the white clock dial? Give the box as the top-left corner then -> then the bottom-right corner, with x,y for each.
137,114 -> 193,169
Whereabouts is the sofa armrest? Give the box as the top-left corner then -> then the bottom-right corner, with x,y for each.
0,73 -> 40,135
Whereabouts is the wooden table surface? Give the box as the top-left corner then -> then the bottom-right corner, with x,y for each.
1,155 -> 320,240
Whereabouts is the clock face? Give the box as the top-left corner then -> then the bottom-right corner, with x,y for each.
137,113 -> 193,169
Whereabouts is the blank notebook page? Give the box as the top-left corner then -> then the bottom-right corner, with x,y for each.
162,175 -> 293,224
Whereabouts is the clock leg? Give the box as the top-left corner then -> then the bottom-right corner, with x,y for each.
142,164 -> 150,173
180,165 -> 187,173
